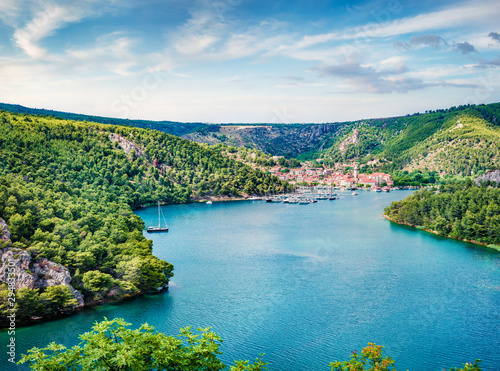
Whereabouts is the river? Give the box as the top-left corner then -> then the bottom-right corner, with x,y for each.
1,190 -> 499,370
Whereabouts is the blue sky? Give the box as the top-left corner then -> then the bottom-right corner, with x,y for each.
1,0 -> 500,123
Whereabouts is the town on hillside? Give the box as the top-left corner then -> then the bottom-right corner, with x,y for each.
268,162 -> 394,190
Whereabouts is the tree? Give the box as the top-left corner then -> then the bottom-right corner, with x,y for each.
40,285 -> 78,313
8,213 -> 27,241
82,270 -> 114,294
330,343 -> 396,371
115,256 -> 174,293
19,318 -> 268,371
18,322 -> 482,371
448,360 -> 483,371
330,343 -> 481,371
15,287 -> 43,321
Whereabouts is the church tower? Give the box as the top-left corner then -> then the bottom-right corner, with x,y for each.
353,163 -> 359,180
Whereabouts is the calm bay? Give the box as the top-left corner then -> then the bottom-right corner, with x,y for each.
1,190 -> 499,370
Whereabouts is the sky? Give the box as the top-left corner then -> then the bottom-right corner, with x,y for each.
1,0 -> 500,123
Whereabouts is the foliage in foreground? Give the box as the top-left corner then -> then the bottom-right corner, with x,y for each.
330,343 -> 481,371
19,318 -> 267,371
19,318 -> 481,371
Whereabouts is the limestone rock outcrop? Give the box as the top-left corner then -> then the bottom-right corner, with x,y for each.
0,248 -> 84,307
0,248 -> 35,290
109,133 -> 144,158
475,170 -> 500,185
338,129 -> 360,154
0,218 -> 10,242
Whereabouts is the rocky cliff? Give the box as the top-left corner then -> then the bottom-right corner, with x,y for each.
0,219 -> 84,308
338,129 -> 360,154
0,218 -> 10,242
0,248 -> 84,307
475,170 -> 500,185
109,132 -> 144,158
182,123 -> 342,158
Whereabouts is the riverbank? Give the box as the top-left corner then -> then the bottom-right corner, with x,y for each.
0,285 -> 170,329
195,195 -> 252,202
383,215 -> 500,252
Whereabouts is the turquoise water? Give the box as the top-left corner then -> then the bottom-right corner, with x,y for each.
1,191 -> 499,370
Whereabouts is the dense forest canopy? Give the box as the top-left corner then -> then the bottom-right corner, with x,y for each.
384,180 -> 500,247
0,110 -> 288,324
0,102 -> 207,137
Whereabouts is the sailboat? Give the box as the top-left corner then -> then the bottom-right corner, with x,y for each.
328,185 -> 337,200
147,201 -> 169,233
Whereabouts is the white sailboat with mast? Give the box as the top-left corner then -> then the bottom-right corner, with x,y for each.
147,201 -> 169,232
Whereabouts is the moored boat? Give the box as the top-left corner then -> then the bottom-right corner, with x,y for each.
147,201 -> 169,233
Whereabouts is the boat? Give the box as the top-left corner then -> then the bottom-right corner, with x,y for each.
147,201 -> 169,233
206,200 -> 213,204
352,192 -> 358,196
328,186 -> 337,200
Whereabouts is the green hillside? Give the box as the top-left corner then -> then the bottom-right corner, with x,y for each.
311,104 -> 500,176
0,102 -> 325,161
0,102 -> 208,137
2,102 -> 500,177
398,113 -> 500,175
384,180 -> 500,247
0,111 -> 287,324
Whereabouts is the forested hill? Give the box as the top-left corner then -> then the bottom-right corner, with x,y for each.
0,102 -> 208,137
384,180 -> 500,249
309,103 -> 500,176
0,102 -> 343,158
0,110 -> 287,325
2,102 -> 500,177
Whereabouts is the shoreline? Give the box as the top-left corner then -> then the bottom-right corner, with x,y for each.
383,215 -> 500,252
0,287 -> 169,330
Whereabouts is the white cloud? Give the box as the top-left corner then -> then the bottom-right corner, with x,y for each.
2,0 -> 500,123
165,14 -> 289,67
11,1 -> 106,59
279,0 -> 500,55
219,24 -> 286,61
65,33 -> 140,76
0,0 -> 25,27
275,82 -> 326,89
174,34 -> 219,55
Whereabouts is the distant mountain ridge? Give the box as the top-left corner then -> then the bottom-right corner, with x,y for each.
2,101 -> 500,176
0,102 -> 207,137
0,102 -> 346,158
